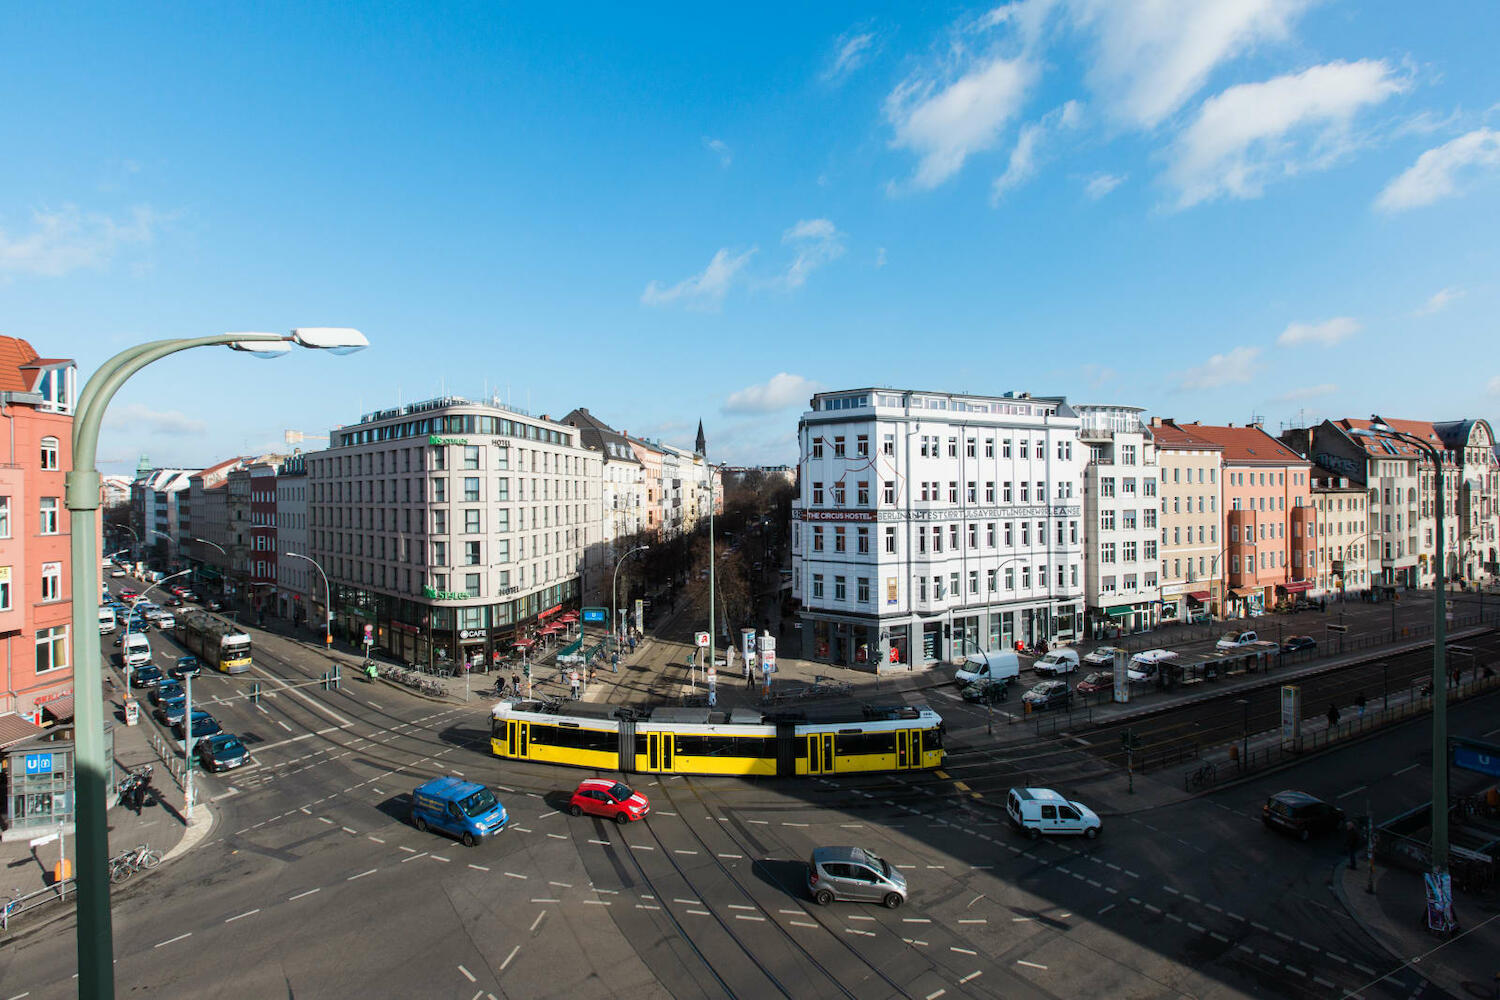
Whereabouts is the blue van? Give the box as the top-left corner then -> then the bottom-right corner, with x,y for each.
411,777 -> 508,847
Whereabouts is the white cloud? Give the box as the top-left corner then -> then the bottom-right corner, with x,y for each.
641,248 -> 757,310
703,137 -> 732,167
1375,128 -> 1500,212
991,100 -> 1084,201
1168,60 -> 1406,207
1414,286 -> 1463,316
1176,345 -> 1261,390
723,373 -> 825,414
0,204 -> 159,278
824,30 -> 876,83
1277,316 -> 1360,346
102,402 -> 207,435
780,218 -> 846,288
886,55 -> 1039,190
1273,382 -> 1338,402
1488,375 -> 1500,397
1067,0 -> 1313,129
1084,172 -> 1125,199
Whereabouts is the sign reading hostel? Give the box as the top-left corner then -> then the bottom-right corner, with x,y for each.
428,436 -> 469,446
422,586 -> 470,600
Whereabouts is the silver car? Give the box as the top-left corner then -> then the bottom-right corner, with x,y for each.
808,845 -> 907,909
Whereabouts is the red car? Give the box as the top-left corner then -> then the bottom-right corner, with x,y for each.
1076,671 -> 1112,694
119,590 -> 139,602
568,778 -> 650,825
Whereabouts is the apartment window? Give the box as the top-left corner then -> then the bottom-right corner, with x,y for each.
987,568 -> 997,592
834,527 -> 846,553
1004,522 -> 1013,546
462,445 -> 480,469
463,477 -> 480,501
432,541 -> 447,566
1020,439 -> 1029,460
884,481 -> 895,504
947,437 -> 957,458
856,435 -> 869,457
0,571 -> 8,610
812,439 -> 824,459
967,523 -> 977,549
833,483 -> 846,505
39,497 -> 58,534
40,436 -> 59,470
986,523 -> 995,547
834,576 -> 847,601
949,524 -> 959,549
833,436 -> 846,457
813,482 -> 824,505
857,577 -> 870,603
463,541 -> 481,565
984,481 -> 995,503
433,509 -> 447,534
430,446 -> 447,470
932,526 -> 942,552
1003,482 -> 1013,502
857,481 -> 869,506
1101,542 -> 1116,563
857,527 -> 870,553
966,481 -> 977,503
496,539 -> 510,563
1020,482 -> 1030,502
949,571 -> 959,596
0,497 -> 9,538
1004,568 -> 1015,590
1021,522 -> 1031,546
36,625 -> 68,674
884,526 -> 896,553
1100,478 -> 1115,498
1122,444 -> 1136,465
41,561 -> 62,601
968,570 -> 979,595
465,573 -> 481,597
1002,439 -> 1012,458
985,438 -> 994,457
918,576 -> 928,601
1123,541 -> 1138,562
432,478 -> 446,503
812,526 -> 824,551
948,482 -> 958,503
882,434 -> 895,456
1021,566 -> 1031,589
464,509 -> 481,533
1100,509 -> 1115,530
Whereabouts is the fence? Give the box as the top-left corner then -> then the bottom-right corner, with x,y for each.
1,879 -> 75,931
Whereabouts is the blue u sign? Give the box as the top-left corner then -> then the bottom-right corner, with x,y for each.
23,753 -> 53,775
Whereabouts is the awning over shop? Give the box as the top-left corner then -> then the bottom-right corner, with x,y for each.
1104,605 -> 1134,616
513,638 -> 535,649
1187,591 -> 1211,602
41,696 -> 74,722
0,714 -> 44,749
1279,580 -> 1314,594
1230,587 -> 1260,598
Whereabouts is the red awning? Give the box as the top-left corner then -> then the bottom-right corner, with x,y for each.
1280,580 -> 1314,593
1187,591 -> 1211,602
513,638 -> 534,649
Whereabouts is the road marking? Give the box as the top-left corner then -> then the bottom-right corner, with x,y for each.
589,839 -> 610,846
903,917 -> 932,923
224,909 -> 260,922
347,869 -> 377,881
289,888 -> 320,900
1313,976 -> 1337,988
686,909 -> 710,916
1163,885 -> 1179,895
154,932 -> 192,948
781,821 -> 809,827
718,853 -> 743,859
504,871 -> 527,879
1164,913 -> 1183,923
1250,921 -> 1270,932
401,852 -> 429,863
845,928 -> 875,937
399,845 -> 417,853
538,810 -> 558,819
548,881 -> 572,888
925,990 -> 946,1000
727,904 -> 757,911
582,899 -> 611,906
1182,893 -> 1200,903
1393,763 -> 1420,776
674,897 -> 703,905
748,819 -> 769,825
959,971 -> 982,984
430,856 -> 451,864
1226,912 -> 1245,922
1259,954 -> 1280,966
1012,917 -> 1032,923
529,898 -> 560,904
1274,931 -> 1294,943
1187,922 -> 1206,933
1353,963 -> 1376,976
367,701 -> 382,709
789,920 -> 817,928
657,810 -> 677,816
469,864 -> 490,872
629,844 -> 654,851
847,915 -> 875,922
1144,904 -> 1162,914
674,849 -> 698,855
274,719 -> 293,732
1336,785 -> 1367,800
1097,904 -> 1115,916
1210,932 -> 1229,943
317,817 -> 335,825
958,918 -> 986,924
904,938 -> 929,947
1284,965 -> 1306,977
368,836 -> 385,844
1016,960 -> 1047,970
735,914 -> 765,921
500,945 -> 520,970
1204,903 -> 1223,913
546,833 -> 568,840
950,946 -> 977,955
458,965 -> 476,982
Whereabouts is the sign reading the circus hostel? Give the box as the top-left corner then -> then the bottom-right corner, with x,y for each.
798,510 -> 877,522
427,435 -> 469,446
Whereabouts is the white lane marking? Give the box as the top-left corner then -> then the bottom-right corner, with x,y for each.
538,810 -> 558,819
1097,904 -> 1115,916
727,904 -> 757,911
1336,785 -> 1367,800
1259,954 -> 1280,967
1284,965 -> 1306,977
469,864 -> 490,872
529,898 -> 560,904
274,719 -> 293,732
637,904 -> 661,910
504,872 -> 527,879
342,827 -> 357,835
368,836 -> 385,844
674,898 -> 703,905
1012,917 -> 1032,923
925,990 -> 946,1000
846,928 -> 875,937
529,912 -> 547,933
367,701 -> 382,709
629,844 -> 654,851
546,833 -> 568,840
1016,960 -> 1048,970
583,899 -> 611,906
154,932 -> 192,948
500,945 -> 520,970
398,845 -> 416,853
847,915 -> 875,922
958,918 -> 986,924
289,888 -> 320,900
735,914 -> 766,921
903,917 -> 932,923
1163,885 -> 1180,895
781,821 -> 809,827
1393,763 -> 1420,776
1187,922 -> 1206,933
548,881 -> 572,888
401,852 -> 430,863
224,909 -> 260,923
457,965 -> 477,983
718,853 -> 743,859
950,946 -> 978,955
1353,963 -> 1377,976
317,817 -> 335,825
1144,904 -> 1163,914
790,920 -> 818,928
674,850 -> 698,856
686,909 -> 710,916
959,971 -> 982,984
589,839 -> 610,846
347,869 -> 377,881
1314,976 -> 1337,988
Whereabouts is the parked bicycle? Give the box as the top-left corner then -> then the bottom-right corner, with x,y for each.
1186,761 -> 1217,790
108,844 -> 163,884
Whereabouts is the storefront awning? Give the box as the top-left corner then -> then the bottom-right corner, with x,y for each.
513,638 -> 535,649
41,696 -> 74,722
1104,605 -> 1134,616
0,714 -> 45,749
1187,591 -> 1211,602
1279,580 -> 1314,594
1231,587 -> 1261,598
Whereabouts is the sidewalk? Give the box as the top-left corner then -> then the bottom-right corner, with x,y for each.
1334,860 -> 1500,996
1,671 -> 213,929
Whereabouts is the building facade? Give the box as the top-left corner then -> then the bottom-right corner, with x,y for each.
1077,404 -> 1160,636
792,388 -> 1084,668
0,338 -> 78,721
1149,419 -> 1225,621
1308,474 -> 1371,597
308,396 -> 595,671
130,467 -> 194,563
186,457 -> 246,590
274,454 -> 313,626
563,408 -> 646,603
1432,420 -> 1498,583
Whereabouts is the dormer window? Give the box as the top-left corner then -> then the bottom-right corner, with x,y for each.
32,363 -> 77,415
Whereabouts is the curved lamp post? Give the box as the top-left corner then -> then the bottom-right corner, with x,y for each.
285,552 -> 331,648
120,568 -> 192,697
1351,415 -> 1453,931
68,327 -> 366,999
611,545 -> 648,662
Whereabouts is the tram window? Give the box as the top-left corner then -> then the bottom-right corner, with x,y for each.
834,732 -> 897,756
531,725 -> 615,752
675,734 -> 775,758
923,727 -> 943,750
634,734 -> 648,756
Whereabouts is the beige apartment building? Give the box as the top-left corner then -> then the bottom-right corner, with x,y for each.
1308,474 -> 1371,597
1149,419 -> 1224,622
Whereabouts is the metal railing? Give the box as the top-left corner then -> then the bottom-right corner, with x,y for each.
2,879 -> 76,931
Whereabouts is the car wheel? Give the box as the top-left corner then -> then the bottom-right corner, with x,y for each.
462,832 -> 477,848
883,892 -> 903,909
614,811 -> 631,825
1028,827 -> 1041,841
814,889 -> 833,906
414,816 -> 428,833
1299,827 -> 1310,842
1084,826 -> 1099,840
569,803 -> 583,817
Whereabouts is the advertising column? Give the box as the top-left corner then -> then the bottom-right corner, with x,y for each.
757,631 -> 776,699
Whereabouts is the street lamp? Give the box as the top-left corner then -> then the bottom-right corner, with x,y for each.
67,327 -> 366,1000
611,545 -> 648,671
1236,697 -> 1250,772
286,552 -> 331,648
1352,415 -> 1454,931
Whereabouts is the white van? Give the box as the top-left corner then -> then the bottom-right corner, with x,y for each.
1032,648 -> 1080,677
1127,648 -> 1178,681
99,606 -> 117,634
1006,787 -> 1102,840
122,633 -> 152,669
1216,629 -> 1258,652
955,650 -> 1021,686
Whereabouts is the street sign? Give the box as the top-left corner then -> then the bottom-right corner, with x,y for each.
582,607 -> 607,623
29,833 -> 58,848
695,631 -> 710,648
1111,648 -> 1129,704
1453,745 -> 1500,778
1280,685 -> 1302,747
23,752 -> 53,775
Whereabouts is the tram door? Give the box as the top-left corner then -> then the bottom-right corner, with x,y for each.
896,730 -> 911,769
507,721 -> 529,759
806,733 -> 835,774
647,733 -> 674,772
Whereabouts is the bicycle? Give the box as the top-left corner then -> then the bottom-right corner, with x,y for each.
108,844 -> 162,884
1186,761 -> 1217,790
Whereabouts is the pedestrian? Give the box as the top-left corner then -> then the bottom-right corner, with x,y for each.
628,636 -> 636,653
1327,702 -> 1341,730
1355,691 -> 1366,717
1452,666 -> 1461,687
1344,821 -> 1361,870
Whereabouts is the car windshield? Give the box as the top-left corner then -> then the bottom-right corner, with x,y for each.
860,849 -> 890,877
460,787 -> 499,817
1221,632 -> 1241,643
609,783 -> 634,801
216,737 -> 242,753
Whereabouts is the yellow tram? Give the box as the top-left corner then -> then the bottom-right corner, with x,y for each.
489,701 -> 944,777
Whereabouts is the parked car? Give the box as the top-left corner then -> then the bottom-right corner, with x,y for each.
195,733 -> 250,772
568,778 -> 650,824
1007,787 -> 1102,840
109,567 -> 126,578
171,656 -> 202,680
955,650 -> 1021,686
1082,645 -> 1125,667
179,590 -> 197,602
807,845 -> 907,909
1280,635 -> 1317,654
118,590 -> 139,603
1216,629 -> 1259,652
1262,790 -> 1344,841
1127,649 -> 1178,681
1021,680 -> 1072,711
149,680 -> 183,706
130,664 -> 164,689
164,596 -> 183,608
1076,671 -> 1112,695
205,599 -> 224,612
1032,648 -> 1081,677
173,711 -> 222,742
960,678 -> 1008,704
155,695 -> 189,726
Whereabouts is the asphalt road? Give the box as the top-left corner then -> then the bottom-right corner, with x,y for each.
3,578 -> 1495,998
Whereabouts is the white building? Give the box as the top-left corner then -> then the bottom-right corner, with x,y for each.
275,454 -> 313,625
131,467 -> 195,561
1309,474 -> 1371,597
562,408 -> 647,603
307,395 -> 597,669
1076,404 -> 1161,636
792,388 -> 1084,669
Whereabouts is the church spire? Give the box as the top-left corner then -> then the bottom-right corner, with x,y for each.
695,419 -> 706,457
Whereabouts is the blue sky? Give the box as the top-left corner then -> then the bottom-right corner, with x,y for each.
2,2 -> 1497,472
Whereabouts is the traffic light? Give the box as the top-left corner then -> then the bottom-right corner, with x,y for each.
523,661 -> 531,678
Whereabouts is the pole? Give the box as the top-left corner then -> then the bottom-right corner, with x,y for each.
1383,661 -> 1389,712
1430,447 -> 1449,880
1240,698 -> 1249,772
183,672 -> 195,820
708,470 -> 715,700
